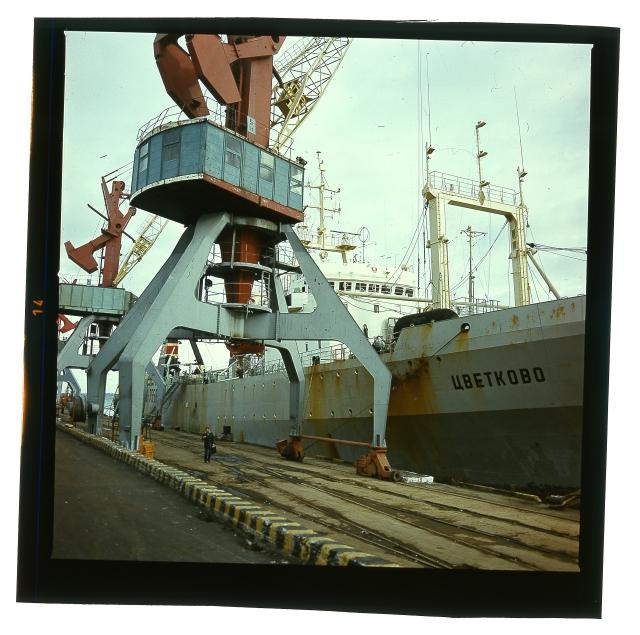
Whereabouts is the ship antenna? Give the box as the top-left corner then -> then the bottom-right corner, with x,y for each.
425,51 -> 434,187
514,86 -> 526,173
422,50 -> 435,298
423,51 -> 436,300
514,86 -> 529,224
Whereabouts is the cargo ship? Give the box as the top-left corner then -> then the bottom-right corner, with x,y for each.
157,154 -> 585,494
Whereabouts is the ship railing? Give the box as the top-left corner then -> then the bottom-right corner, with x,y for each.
59,272 -> 103,287
170,336 -> 398,386
451,296 -> 509,316
295,226 -> 356,250
299,332 -> 399,367
428,170 -> 520,207
136,97 -> 294,158
245,358 -> 287,376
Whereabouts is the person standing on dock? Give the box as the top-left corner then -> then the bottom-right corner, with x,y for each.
202,427 -> 216,463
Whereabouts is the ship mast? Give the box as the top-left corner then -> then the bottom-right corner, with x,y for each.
299,152 -> 356,263
461,225 -> 487,312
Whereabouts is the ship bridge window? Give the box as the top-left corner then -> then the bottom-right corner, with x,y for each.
405,288 -> 414,297
338,281 -> 352,291
328,281 -> 335,288
355,282 -> 367,292
368,283 -> 380,293
394,286 -> 404,296
381,285 -> 391,294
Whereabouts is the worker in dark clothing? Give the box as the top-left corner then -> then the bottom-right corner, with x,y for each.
201,426 -> 216,462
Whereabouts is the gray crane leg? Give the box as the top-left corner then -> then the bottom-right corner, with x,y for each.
57,314 -> 96,372
282,225 -> 391,447
116,214 -> 230,449
265,275 -> 305,436
85,221 -> 213,437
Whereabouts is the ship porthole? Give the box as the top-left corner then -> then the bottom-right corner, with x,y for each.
330,410 -> 335,417
369,408 -> 373,414
348,409 -> 353,416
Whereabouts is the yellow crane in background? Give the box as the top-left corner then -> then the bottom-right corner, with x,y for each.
271,37 -> 352,153
113,213 -> 169,286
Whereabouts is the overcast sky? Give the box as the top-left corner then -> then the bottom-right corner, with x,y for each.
60,31 -> 591,310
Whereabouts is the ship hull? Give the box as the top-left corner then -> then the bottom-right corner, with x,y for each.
161,296 -> 585,493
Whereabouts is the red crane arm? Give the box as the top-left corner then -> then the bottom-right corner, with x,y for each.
154,33 -> 285,147
64,178 -> 136,287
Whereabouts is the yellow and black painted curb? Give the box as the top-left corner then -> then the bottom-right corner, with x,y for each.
57,422 -> 399,567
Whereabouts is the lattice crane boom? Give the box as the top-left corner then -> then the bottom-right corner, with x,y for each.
113,214 -> 170,286
270,37 -> 352,153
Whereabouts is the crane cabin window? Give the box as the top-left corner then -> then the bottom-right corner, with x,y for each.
225,135 -> 242,169
290,165 -> 303,196
259,152 -> 274,182
162,128 -> 180,162
139,142 -> 149,173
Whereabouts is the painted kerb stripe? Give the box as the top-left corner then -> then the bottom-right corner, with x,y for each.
56,422 -> 399,567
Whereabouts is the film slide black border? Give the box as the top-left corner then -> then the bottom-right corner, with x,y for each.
17,17 -> 618,617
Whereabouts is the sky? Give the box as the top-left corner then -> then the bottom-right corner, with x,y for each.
5,4 -> 638,632
59,32 -> 591,312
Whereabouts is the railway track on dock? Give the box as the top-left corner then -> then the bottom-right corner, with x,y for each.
148,430 -> 581,570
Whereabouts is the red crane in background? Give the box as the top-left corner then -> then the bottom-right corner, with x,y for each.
64,177 -> 136,288
58,177 -> 136,338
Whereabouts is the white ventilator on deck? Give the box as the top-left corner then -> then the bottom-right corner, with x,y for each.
423,170 -> 531,309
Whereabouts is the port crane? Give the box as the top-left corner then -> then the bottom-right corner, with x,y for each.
145,33 -> 394,479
